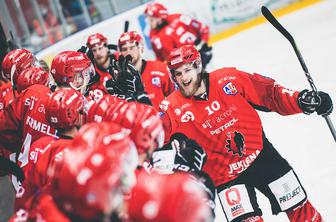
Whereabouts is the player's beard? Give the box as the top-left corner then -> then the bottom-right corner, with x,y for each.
96,55 -> 109,67
179,73 -> 202,97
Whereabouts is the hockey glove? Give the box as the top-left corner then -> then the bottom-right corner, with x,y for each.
113,55 -> 145,94
133,92 -> 152,106
298,89 -> 333,116
77,46 -> 94,63
171,132 -> 207,171
197,42 -> 213,69
0,156 -> 25,182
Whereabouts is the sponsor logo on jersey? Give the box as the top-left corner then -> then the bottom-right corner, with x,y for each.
218,76 -> 236,84
202,104 -> 237,129
228,150 -> 260,174
279,185 -> 302,204
159,100 -> 170,111
225,187 -> 245,217
223,82 -> 238,95
226,131 -> 245,157
181,111 -> 195,123
150,71 -> 165,76
210,117 -> 238,135
151,77 -> 161,87
174,108 -> 182,115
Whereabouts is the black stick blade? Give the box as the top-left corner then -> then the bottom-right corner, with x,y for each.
261,6 -> 294,43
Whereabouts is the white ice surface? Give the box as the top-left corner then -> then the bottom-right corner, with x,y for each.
212,1 -> 336,221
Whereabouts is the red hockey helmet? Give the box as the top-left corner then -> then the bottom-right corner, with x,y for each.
118,31 -> 143,49
86,94 -> 126,123
167,45 -> 201,71
50,51 -> 94,94
130,103 -> 164,155
1,49 -> 38,84
128,171 -> 211,222
16,67 -> 50,93
144,2 -> 168,19
46,88 -> 85,130
86,33 -> 108,49
88,98 -> 164,155
52,122 -> 137,219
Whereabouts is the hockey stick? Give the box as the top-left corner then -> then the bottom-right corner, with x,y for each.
261,6 -> 336,142
124,20 -> 130,32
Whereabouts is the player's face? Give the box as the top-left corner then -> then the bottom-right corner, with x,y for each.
91,44 -> 109,66
174,63 -> 201,97
146,16 -> 162,29
120,42 -> 141,65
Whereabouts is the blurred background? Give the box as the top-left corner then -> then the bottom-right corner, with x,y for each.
0,0 -> 151,52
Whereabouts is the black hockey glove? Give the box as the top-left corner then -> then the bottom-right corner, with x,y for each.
197,42 -> 212,68
151,133 -> 207,173
113,55 -> 145,94
170,133 -> 207,171
77,46 -> 94,63
133,92 -> 152,106
0,156 -> 25,182
298,89 -> 333,116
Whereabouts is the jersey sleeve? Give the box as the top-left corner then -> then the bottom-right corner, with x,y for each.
223,68 -> 302,115
0,94 -> 24,152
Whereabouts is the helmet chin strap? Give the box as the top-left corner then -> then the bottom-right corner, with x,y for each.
10,64 -> 17,98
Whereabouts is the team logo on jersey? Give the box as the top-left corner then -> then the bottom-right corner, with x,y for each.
181,111 -> 195,123
223,82 -> 238,95
151,77 -> 161,87
225,131 -> 245,157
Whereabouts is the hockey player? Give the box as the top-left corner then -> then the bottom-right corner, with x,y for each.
144,2 -> 212,68
160,45 -> 333,222
14,88 -> 84,210
0,51 -> 93,193
50,51 -> 96,97
10,122 -> 138,222
82,33 -> 115,99
85,33 -> 116,80
15,67 -> 50,95
118,31 -> 175,109
87,94 -> 164,166
0,49 -> 43,112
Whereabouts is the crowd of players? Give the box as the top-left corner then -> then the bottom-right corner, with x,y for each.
0,2 -> 333,222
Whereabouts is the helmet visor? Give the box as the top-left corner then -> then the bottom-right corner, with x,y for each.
69,64 -> 95,94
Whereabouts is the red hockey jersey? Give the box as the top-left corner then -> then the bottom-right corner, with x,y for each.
10,193 -> 70,222
15,137 -> 71,210
150,14 -> 209,61
160,68 -> 302,186
0,84 -> 58,163
141,60 -> 175,109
